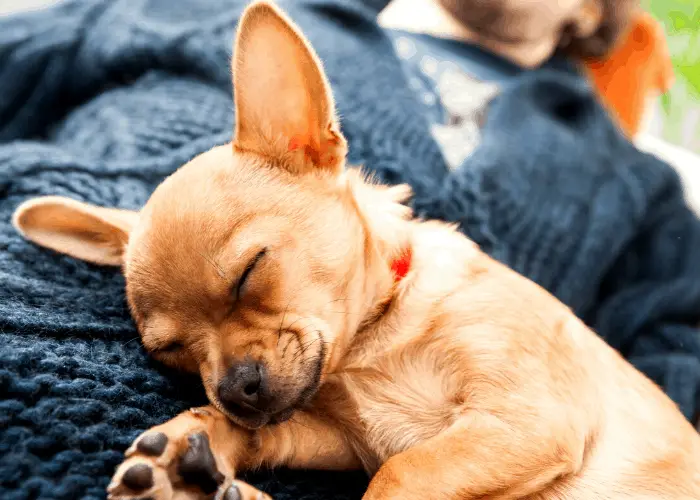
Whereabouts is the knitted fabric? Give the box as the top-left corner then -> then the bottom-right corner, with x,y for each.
2,1 -> 700,499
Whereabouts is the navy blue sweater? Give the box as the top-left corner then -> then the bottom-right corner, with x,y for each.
1,0 -> 700,499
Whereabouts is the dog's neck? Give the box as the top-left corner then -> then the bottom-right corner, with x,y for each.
325,171 -> 415,370
347,169 -> 414,303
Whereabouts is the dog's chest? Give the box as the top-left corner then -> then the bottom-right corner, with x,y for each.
332,350 -> 463,473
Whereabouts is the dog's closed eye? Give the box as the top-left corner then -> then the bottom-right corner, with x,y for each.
148,339 -> 197,373
233,248 -> 267,301
152,341 -> 184,354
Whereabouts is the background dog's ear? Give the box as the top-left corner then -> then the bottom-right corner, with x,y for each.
12,196 -> 137,266
232,1 -> 347,175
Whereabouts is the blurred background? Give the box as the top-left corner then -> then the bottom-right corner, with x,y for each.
643,0 -> 700,153
0,0 -> 698,153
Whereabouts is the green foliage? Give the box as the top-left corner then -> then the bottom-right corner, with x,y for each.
641,0 -> 700,151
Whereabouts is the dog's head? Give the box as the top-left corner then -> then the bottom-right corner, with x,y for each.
12,1 -> 411,429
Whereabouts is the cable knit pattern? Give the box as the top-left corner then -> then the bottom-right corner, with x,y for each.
1,0 -> 700,499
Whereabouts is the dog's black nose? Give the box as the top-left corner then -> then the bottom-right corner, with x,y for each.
217,360 -> 264,411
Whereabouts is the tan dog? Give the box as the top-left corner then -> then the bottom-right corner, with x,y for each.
12,2 -> 700,499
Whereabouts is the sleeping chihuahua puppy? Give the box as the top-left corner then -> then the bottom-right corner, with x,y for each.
12,2 -> 700,499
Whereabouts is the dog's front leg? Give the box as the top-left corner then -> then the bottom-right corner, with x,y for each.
363,411 -> 584,500
108,405 -> 359,500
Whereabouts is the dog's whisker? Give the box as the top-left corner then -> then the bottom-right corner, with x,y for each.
290,341 -> 309,364
277,301 -> 292,347
286,315 -> 319,333
291,333 -> 324,364
281,331 -> 300,359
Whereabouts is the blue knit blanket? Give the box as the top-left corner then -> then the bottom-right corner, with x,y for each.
2,0 -> 700,499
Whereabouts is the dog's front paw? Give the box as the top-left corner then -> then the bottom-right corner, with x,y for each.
107,407 -> 271,500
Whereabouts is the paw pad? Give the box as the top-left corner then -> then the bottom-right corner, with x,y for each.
122,463 -> 154,491
177,432 -> 225,494
136,432 -> 168,456
217,484 -> 241,500
110,413 -> 271,500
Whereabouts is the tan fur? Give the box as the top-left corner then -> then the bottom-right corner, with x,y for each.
12,2 -> 700,499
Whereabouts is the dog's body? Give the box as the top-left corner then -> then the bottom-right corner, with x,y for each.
12,2 -> 700,499
316,218 -> 700,499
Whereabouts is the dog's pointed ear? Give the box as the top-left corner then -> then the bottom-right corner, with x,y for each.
12,196 -> 137,266
232,1 -> 347,175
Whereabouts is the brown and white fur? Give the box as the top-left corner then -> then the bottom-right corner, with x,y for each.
12,2 -> 700,499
